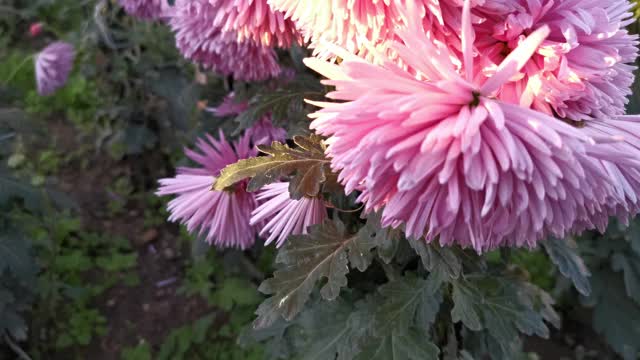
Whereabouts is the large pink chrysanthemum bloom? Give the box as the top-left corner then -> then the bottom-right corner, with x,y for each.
156,131 -> 259,249
473,0 -> 638,121
304,1 -> 640,252
268,0 -> 489,59
209,0 -> 301,47
170,0 -> 281,81
35,42 -> 75,96
118,0 -> 169,20
206,93 -> 287,146
250,182 -> 327,247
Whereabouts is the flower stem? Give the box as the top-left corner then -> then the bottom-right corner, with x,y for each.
2,54 -> 33,87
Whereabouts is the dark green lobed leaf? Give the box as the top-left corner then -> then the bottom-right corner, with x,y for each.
542,238 -> 591,296
255,220 -> 363,328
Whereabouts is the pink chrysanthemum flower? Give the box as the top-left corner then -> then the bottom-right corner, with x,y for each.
207,93 -> 287,146
156,131 -> 259,249
170,0 -> 281,81
304,1 -> 640,252
210,0 -> 301,47
473,0 -> 638,121
35,42 -> 75,96
250,182 -> 327,247
268,0 -> 487,59
118,0 -> 169,20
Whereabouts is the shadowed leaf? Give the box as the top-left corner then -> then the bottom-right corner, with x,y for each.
254,220 -> 363,328
542,238 -> 591,296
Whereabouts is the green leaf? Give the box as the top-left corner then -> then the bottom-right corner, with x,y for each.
356,328 -> 439,360
299,299 -> 367,360
346,220 -> 382,272
375,273 -> 442,332
212,278 -> 261,311
589,270 -> 640,359
451,282 -> 482,331
611,252 -> 640,304
542,238 -> 591,296
239,317 -> 296,360
121,342 -> 152,360
214,135 -> 330,199
358,213 -> 401,264
451,277 -> 552,346
254,219 -> 364,328
0,231 -> 35,281
234,76 -> 324,130
254,220 -> 376,328
407,238 -> 462,279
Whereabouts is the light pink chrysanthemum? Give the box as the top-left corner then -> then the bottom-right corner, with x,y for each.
156,131 -> 259,249
304,1 -> 640,252
35,42 -> 75,96
269,0 -> 485,59
209,0 -> 301,47
250,182 -> 327,247
473,0 -> 638,121
207,93 -> 287,146
170,0 -> 281,81
118,0 -> 169,20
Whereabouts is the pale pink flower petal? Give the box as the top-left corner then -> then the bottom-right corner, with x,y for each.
250,182 -> 327,247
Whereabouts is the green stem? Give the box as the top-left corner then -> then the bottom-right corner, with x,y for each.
2,55 -> 33,87
3,332 -> 33,360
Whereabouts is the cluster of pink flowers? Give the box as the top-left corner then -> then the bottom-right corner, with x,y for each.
155,0 -> 640,253
305,0 -> 640,252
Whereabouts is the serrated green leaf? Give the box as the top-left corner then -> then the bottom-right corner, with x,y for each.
375,273 -> 442,332
214,135 -> 330,199
358,213 -> 400,264
254,220 -> 358,328
299,299 -> 366,360
451,276 -> 552,346
407,238 -> 462,279
451,282 -> 482,331
346,220 -> 381,272
542,238 -> 591,296
356,328 -> 439,360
